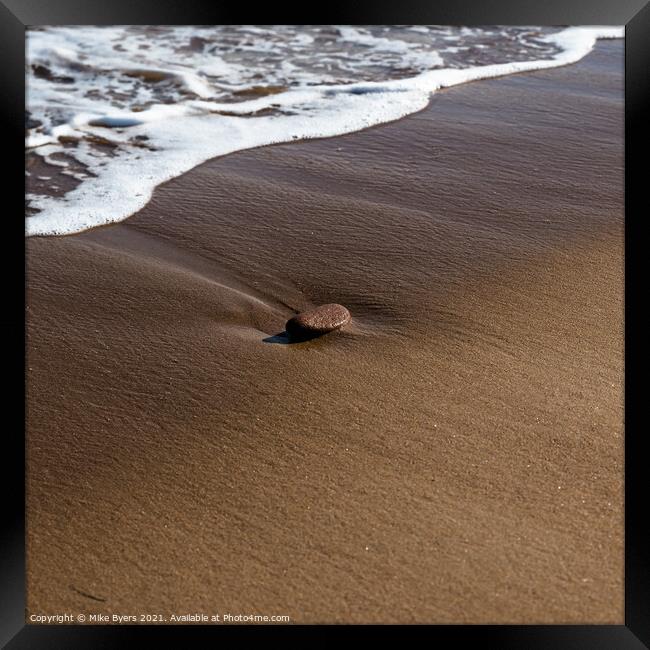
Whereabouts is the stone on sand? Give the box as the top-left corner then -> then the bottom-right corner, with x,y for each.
286,304 -> 351,340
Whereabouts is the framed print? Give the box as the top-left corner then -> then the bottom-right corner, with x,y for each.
2,0 -> 646,646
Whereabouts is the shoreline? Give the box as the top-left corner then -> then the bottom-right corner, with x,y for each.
26,28 -> 622,238
26,40 -> 623,623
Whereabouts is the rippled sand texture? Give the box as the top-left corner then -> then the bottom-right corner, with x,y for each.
26,40 -> 623,623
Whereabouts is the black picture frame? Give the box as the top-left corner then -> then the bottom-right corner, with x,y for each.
2,1 -> 646,646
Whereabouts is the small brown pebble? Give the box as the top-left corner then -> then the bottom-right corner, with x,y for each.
286,304 -> 351,340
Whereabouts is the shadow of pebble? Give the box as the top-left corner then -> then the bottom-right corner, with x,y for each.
262,330 -> 332,344
262,331 -> 292,344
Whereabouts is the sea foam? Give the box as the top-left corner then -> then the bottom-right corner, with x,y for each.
25,26 -> 623,236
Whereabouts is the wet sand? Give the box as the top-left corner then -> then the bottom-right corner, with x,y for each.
26,40 -> 623,623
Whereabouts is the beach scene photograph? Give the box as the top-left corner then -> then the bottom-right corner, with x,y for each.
26,25 -> 624,624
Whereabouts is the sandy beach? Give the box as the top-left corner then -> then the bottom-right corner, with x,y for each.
26,39 -> 623,623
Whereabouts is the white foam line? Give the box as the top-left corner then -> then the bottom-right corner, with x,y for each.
26,26 -> 623,237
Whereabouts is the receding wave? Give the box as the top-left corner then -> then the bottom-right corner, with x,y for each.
25,25 -> 623,236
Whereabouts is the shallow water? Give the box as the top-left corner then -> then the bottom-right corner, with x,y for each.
25,25 -> 623,236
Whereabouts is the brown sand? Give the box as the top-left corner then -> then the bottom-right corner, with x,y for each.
26,40 -> 623,624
